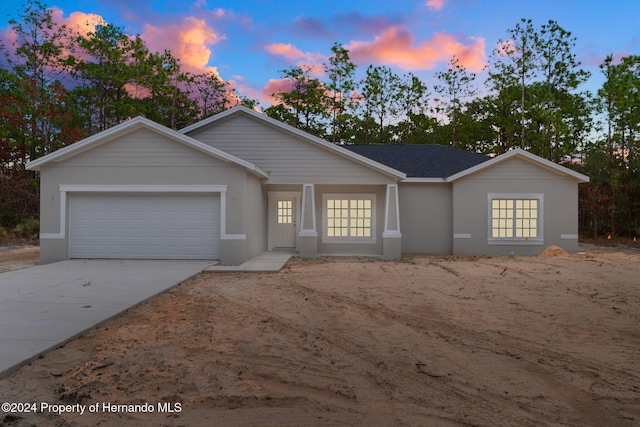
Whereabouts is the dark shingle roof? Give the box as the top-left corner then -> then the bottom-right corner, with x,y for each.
343,144 -> 491,178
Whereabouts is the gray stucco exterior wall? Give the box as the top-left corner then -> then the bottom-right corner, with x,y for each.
399,183 -> 453,254
186,115 -> 396,185
37,128 -> 254,264
244,172 -> 268,260
452,157 -> 581,256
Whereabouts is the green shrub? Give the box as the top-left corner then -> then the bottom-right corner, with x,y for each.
14,219 -> 40,238
0,211 -> 19,228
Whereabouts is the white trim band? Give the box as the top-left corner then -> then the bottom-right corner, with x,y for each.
59,185 -> 227,193
382,231 -> 402,238
561,234 -> 579,239
221,234 -> 247,240
46,184 -> 234,242
40,233 -> 65,240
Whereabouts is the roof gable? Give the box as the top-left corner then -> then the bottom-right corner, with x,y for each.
26,116 -> 268,178
447,148 -> 589,183
180,106 -> 406,180
344,145 -> 589,183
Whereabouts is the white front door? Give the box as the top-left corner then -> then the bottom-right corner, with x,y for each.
269,192 -> 299,249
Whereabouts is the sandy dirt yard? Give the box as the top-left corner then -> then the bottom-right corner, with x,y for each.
0,246 -> 39,273
0,245 -> 639,426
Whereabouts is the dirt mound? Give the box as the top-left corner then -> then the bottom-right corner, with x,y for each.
539,245 -> 569,257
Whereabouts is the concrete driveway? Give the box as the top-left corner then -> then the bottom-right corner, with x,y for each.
0,259 -> 213,378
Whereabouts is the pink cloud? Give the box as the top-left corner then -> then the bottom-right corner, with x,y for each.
142,16 -> 225,76
584,51 -> 629,67
265,43 -> 304,60
426,0 -> 447,11
47,8 -> 226,78
259,75 -> 332,105
348,27 -> 486,72
50,8 -> 107,37
197,5 -> 254,32
261,78 -> 297,104
228,74 -> 267,105
0,27 -> 18,50
211,8 -> 226,19
265,43 -> 326,64
1,8 -> 109,69
495,39 -> 517,56
264,43 -> 326,76
306,63 -> 325,77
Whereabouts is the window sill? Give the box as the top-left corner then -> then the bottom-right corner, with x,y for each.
487,239 -> 544,246
322,237 -> 377,244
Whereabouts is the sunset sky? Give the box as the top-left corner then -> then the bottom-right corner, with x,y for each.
1,0 -> 638,105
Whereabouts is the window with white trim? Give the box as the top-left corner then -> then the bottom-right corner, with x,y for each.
488,194 -> 543,244
323,194 -> 375,243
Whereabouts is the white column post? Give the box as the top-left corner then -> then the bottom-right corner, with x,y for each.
383,183 -> 401,259
299,184 -> 318,258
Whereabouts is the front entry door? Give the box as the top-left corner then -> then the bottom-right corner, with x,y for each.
270,192 -> 299,249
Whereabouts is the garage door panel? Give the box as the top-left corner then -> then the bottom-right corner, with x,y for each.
69,194 -> 220,259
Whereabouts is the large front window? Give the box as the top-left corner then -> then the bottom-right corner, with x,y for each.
323,194 -> 375,243
488,194 -> 543,244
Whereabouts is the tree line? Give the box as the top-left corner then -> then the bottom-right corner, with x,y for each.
0,1 -> 254,230
1,1 -> 638,240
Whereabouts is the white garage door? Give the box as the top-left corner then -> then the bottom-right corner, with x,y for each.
69,193 -> 220,259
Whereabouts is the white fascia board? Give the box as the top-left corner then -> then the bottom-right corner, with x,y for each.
401,177 -> 447,183
180,106 -> 407,181
446,148 -> 590,183
179,106 -> 242,134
